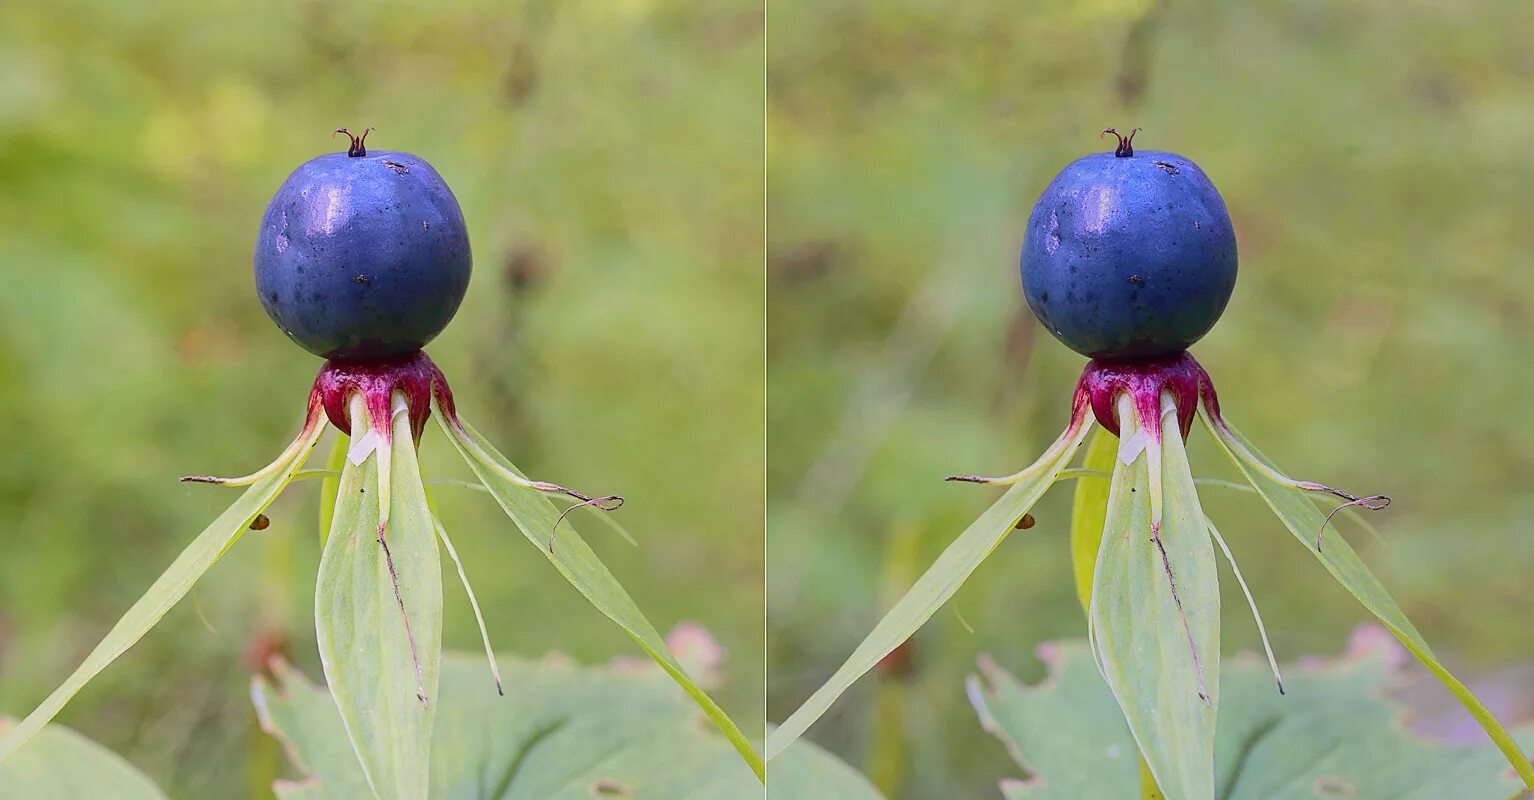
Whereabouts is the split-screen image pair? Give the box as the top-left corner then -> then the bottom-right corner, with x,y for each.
2,1 -> 1532,798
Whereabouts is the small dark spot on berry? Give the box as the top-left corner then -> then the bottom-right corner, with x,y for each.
268,292 -> 279,302
1194,220 -> 1201,230
354,274 -> 371,286
1153,160 -> 1180,175
1127,274 -> 1145,286
382,160 -> 411,175
1039,292 -> 1049,303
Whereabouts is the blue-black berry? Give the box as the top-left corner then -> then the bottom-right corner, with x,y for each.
1021,129 -> 1237,360
255,128 -> 472,362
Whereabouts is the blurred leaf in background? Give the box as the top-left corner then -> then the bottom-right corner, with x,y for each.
0,0 -> 762,795
0,719 -> 167,799
767,0 -> 1534,796
968,628 -> 1534,799
254,647 -> 762,799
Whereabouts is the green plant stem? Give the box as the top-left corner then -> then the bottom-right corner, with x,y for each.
318,432 -> 348,546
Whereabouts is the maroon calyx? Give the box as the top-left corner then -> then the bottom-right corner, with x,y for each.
315,350 -> 449,443
1078,350 -> 1211,441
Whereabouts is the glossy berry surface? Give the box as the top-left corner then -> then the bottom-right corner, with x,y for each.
255,133 -> 472,361
1021,133 -> 1237,360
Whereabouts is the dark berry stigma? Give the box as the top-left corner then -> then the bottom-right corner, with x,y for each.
334,126 -> 374,158
1101,126 -> 1141,158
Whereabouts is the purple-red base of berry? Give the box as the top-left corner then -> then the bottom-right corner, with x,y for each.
1076,351 -> 1217,441
309,350 -> 457,443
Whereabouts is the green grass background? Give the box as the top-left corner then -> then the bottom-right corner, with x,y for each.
8,0 -> 1534,796
767,0 -> 1534,797
0,0 -> 763,796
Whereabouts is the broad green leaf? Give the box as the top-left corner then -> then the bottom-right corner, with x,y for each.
436,411 -> 764,781
253,650 -> 760,799
1069,428 -> 1116,615
1072,428 -> 1162,798
767,726 -> 886,799
315,405 -> 443,800
970,635 -> 1534,799
1205,416 -> 1534,793
0,423 -> 322,764
1090,406 -> 1219,800
767,420 -> 1091,758
0,720 -> 166,799
968,646 -> 1135,799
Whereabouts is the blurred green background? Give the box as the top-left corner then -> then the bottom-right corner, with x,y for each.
767,0 -> 1534,797
0,0 -> 762,796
